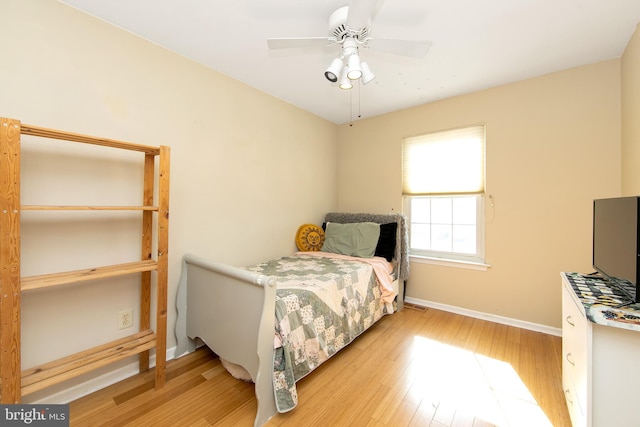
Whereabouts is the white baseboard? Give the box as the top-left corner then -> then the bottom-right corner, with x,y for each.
29,346 -> 177,404
404,297 -> 562,337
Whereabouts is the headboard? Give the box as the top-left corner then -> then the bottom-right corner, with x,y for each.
324,212 -> 410,281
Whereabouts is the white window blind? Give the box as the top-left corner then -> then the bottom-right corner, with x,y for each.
402,125 -> 485,195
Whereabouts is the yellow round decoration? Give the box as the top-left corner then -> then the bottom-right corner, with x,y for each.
295,224 -> 325,251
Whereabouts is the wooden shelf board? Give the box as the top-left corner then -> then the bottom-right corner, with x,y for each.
20,124 -> 160,155
21,205 -> 158,211
21,260 -> 158,291
20,330 -> 156,396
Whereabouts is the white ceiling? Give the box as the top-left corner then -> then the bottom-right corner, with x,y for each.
60,0 -> 640,125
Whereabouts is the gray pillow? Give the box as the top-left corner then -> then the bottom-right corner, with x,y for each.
321,222 -> 381,258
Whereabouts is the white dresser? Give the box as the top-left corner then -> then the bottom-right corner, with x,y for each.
561,272 -> 640,427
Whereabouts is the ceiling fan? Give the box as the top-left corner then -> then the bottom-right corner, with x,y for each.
266,0 -> 431,90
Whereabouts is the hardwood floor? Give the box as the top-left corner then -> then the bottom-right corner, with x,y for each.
69,306 -> 571,426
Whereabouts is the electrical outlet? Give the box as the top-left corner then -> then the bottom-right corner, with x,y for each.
118,308 -> 134,330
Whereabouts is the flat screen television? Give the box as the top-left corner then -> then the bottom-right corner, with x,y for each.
592,196 -> 640,303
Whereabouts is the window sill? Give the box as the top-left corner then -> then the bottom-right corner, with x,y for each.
409,255 -> 491,271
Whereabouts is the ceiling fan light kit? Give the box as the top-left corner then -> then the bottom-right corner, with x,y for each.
346,49 -> 363,80
339,70 -> 354,90
324,35 -> 371,89
360,61 -> 375,84
324,57 -> 344,82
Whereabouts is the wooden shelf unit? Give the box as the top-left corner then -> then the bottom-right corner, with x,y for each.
0,117 -> 170,403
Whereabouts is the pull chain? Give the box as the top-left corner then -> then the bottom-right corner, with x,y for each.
358,80 -> 362,120
349,89 -> 353,126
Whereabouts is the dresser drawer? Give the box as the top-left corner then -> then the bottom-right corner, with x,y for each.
563,366 -> 586,427
562,282 -> 588,414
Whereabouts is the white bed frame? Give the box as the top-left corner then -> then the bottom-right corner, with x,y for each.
174,254 -> 278,426
174,213 -> 409,426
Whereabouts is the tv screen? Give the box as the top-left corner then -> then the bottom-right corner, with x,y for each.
592,196 -> 640,303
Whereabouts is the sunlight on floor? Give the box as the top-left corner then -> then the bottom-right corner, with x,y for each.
409,336 -> 553,427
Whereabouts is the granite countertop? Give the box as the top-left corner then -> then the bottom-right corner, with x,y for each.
563,272 -> 640,332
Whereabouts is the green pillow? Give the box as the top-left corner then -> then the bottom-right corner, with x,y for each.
321,222 -> 381,258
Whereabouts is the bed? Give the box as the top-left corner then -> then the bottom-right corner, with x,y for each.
174,212 -> 409,427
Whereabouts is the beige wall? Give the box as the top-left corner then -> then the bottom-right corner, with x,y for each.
337,60 -> 622,328
622,24 -> 640,194
1,0 -> 337,400
4,0 -> 637,403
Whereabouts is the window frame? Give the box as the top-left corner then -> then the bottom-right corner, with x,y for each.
403,194 -> 486,264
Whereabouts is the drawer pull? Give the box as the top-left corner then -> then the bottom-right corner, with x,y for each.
565,389 -> 573,405
566,315 -> 575,327
566,352 -> 575,367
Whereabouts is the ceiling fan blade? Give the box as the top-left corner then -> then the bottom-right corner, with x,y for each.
346,0 -> 381,30
267,37 -> 332,49
369,0 -> 385,22
367,38 -> 432,58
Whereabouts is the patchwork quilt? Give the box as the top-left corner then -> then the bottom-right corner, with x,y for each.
245,253 -> 390,412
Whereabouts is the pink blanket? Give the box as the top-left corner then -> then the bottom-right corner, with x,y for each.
296,251 -> 397,304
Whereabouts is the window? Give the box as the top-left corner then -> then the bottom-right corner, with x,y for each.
402,125 -> 486,264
